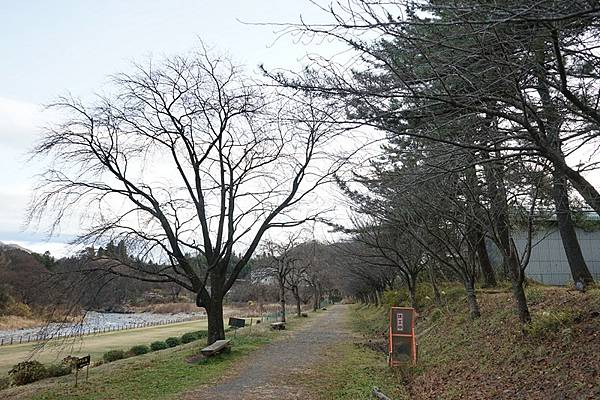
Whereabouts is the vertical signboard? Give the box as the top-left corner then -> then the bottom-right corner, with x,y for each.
388,307 -> 417,366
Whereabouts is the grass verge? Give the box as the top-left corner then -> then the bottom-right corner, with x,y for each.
1,311 -> 316,399
341,284 -> 600,399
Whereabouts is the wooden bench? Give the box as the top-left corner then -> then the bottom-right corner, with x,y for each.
200,339 -> 231,357
270,322 -> 286,330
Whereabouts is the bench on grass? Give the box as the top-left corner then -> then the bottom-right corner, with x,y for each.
270,322 -> 286,330
200,339 -> 231,357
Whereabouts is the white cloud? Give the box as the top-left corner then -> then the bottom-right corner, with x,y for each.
2,240 -> 76,258
0,97 -> 47,150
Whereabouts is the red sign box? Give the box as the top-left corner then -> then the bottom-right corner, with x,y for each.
388,307 -> 417,366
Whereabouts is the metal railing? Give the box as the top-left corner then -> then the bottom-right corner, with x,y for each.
0,314 -> 206,347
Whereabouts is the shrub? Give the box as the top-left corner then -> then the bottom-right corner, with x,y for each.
129,344 -> 150,356
8,361 -> 47,386
46,363 -> 71,378
150,341 -> 168,351
181,332 -> 201,344
0,376 -> 10,390
103,349 -> 126,363
165,336 -> 181,347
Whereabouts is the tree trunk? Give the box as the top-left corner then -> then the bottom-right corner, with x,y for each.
279,282 -> 286,323
206,294 -> 225,345
293,288 -> 302,317
552,170 -> 594,285
428,263 -> 442,306
476,233 -> 497,287
464,278 -> 481,319
484,152 -> 531,325
407,285 -> 417,310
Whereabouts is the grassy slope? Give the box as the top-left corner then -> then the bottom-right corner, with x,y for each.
0,319 -> 211,375
341,285 -> 600,399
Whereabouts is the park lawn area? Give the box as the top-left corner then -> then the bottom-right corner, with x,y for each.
0,319 -> 212,375
4,335 -> 270,400
1,313 -> 312,400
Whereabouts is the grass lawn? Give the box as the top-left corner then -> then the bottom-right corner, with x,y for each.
26,336 -> 269,400
1,314 -> 311,399
0,319 -> 211,375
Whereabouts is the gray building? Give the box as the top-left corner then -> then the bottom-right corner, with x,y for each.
512,226 -> 600,286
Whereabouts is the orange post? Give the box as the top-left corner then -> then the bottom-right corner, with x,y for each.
388,307 -> 417,366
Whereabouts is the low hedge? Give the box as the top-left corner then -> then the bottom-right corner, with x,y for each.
103,349 -> 126,363
129,344 -> 150,356
150,341 -> 168,351
165,336 -> 181,347
46,363 -> 72,378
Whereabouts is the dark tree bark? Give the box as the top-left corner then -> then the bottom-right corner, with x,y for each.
485,158 -> 531,324
476,234 -> 497,288
464,278 -> 481,319
552,171 -> 594,285
279,282 -> 286,323
289,286 -> 302,317
428,263 -> 442,306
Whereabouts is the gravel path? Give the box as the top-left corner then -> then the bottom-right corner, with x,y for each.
184,304 -> 351,400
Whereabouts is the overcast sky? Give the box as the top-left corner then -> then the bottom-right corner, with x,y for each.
0,0 -> 341,255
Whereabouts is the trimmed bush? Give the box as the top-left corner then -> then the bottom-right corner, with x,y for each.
181,332 -> 200,344
165,336 -> 181,347
8,361 -> 47,386
103,349 -> 126,363
0,376 -> 10,390
150,341 -> 168,351
46,363 -> 71,378
129,344 -> 150,356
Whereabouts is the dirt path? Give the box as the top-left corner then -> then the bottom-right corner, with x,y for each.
184,305 -> 351,400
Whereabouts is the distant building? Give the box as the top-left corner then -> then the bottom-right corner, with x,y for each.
513,227 -> 600,285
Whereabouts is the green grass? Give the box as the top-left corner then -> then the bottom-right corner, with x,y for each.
294,305 -> 408,400
311,342 -> 408,400
2,313 -> 315,399
0,319 -> 210,375
28,336 -> 269,400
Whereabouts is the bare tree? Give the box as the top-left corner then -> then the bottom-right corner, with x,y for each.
29,47 -> 346,343
255,233 -> 303,322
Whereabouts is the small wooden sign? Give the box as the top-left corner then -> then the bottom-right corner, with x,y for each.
228,317 -> 246,328
74,355 -> 90,387
76,355 -> 91,369
388,307 -> 417,366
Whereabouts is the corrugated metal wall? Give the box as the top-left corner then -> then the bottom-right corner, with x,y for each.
512,228 -> 600,285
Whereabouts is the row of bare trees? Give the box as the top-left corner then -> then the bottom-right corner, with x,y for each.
262,0 -> 600,326
31,0 -> 600,342
253,233 -> 337,322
